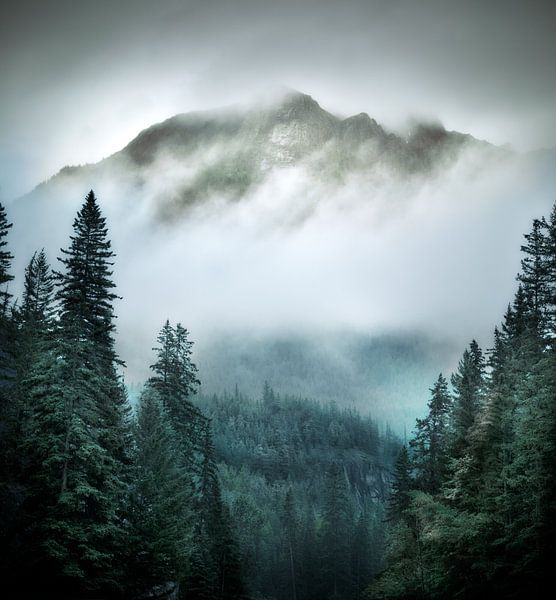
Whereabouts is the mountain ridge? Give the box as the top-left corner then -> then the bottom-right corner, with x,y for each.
27,90 -> 503,214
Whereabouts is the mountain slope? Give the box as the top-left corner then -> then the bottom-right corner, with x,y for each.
26,91 -> 500,220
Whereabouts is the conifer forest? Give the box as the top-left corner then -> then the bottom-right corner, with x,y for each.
0,190 -> 555,599
2,2 -> 556,599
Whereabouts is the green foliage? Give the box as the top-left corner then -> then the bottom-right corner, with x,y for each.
0,202 -> 13,311
387,447 -> 412,522
371,201 -> 556,599
197,386 -> 395,600
410,375 -> 450,495
149,320 -> 203,464
127,386 -> 193,591
55,189 -> 120,363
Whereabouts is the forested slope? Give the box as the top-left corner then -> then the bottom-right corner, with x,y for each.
369,203 -> 556,599
196,388 -> 399,599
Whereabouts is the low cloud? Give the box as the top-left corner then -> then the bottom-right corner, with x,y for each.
6,130 -> 555,426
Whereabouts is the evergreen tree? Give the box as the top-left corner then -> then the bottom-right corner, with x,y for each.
387,446 -> 412,522
127,386 -> 193,595
0,202 -> 13,312
14,190 -> 132,594
21,250 -> 55,325
448,340 -> 485,460
281,488 -> 299,600
192,422 -> 246,599
410,374 -> 451,494
56,190 -> 120,362
21,334 -> 121,592
149,320 -> 203,462
518,216 -> 550,333
16,250 -> 55,410
543,202 -> 556,338
320,463 -> 353,599
0,202 -> 18,581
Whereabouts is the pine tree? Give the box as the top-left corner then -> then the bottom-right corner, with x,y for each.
542,202 -> 556,340
21,334 -> 120,591
55,190 -> 119,363
387,446 -> 412,522
0,202 -> 18,583
448,341 -> 485,459
127,386 -> 193,594
410,374 -> 451,494
16,250 -> 55,408
21,250 -> 55,324
15,190 -> 132,594
192,422 -> 246,599
518,216 -> 551,339
0,202 -> 13,312
281,488 -> 299,600
149,320 -> 202,462
320,463 -> 353,599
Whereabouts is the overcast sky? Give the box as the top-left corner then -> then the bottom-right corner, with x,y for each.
1,0 -> 555,200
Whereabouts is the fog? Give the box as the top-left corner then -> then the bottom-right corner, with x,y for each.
2,0 -> 555,200
5,115 -> 555,426
3,0 -> 555,426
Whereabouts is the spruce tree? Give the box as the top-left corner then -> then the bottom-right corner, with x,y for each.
518,216 -> 550,334
0,202 -> 17,583
410,374 -> 451,494
320,463 -> 353,599
56,190 -> 119,362
0,202 -> 13,312
21,250 -> 55,326
449,341 -> 485,459
281,488 -> 299,600
387,446 -> 412,522
127,386 -> 193,594
193,422 -> 246,599
17,190 -> 131,594
149,320 -> 202,461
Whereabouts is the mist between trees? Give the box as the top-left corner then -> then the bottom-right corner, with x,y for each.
0,191 -> 554,599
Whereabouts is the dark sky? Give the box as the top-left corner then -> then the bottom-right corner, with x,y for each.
1,0 -> 555,199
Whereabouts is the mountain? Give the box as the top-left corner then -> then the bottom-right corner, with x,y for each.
8,91 -> 554,431
27,91 -> 500,221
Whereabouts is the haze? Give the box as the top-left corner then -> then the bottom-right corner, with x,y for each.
2,0 -> 556,428
1,0 -> 555,200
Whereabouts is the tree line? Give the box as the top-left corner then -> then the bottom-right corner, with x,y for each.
0,191 -> 245,598
196,386 -> 400,600
368,203 -> 556,599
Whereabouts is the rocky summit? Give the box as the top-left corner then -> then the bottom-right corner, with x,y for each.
27,91 -> 499,220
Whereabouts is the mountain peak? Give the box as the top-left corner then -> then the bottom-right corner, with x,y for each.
279,90 -> 321,109
268,90 -> 333,124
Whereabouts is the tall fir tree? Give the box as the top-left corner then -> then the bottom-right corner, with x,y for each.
149,320 -> 203,464
56,190 -> 119,362
410,374 -> 451,495
0,202 -> 17,579
518,216 -> 550,337
281,488 -> 299,600
448,340 -> 485,460
15,190 -> 132,594
387,446 -> 412,522
320,463 -> 354,599
127,386 -> 193,595
0,202 -> 13,313
190,421 -> 246,600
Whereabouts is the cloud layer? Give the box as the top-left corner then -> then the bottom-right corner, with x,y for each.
2,0 -> 555,200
